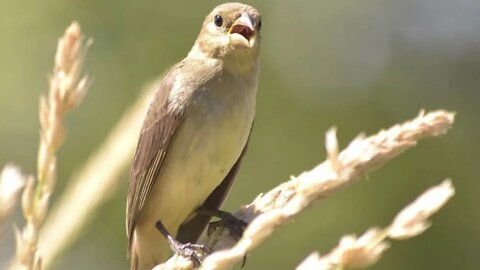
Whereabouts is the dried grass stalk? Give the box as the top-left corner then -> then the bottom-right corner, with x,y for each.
296,180 -> 455,270
153,110 -> 454,270
12,22 -> 91,270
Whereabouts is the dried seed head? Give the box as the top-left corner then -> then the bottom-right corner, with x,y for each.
388,180 -> 455,240
332,228 -> 390,268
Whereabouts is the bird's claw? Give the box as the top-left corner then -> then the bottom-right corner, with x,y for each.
207,212 -> 248,240
168,238 -> 211,266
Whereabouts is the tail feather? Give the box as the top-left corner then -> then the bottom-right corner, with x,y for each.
129,234 -> 139,270
129,226 -> 171,270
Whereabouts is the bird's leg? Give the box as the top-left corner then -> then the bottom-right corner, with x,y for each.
155,221 -> 210,266
196,207 -> 248,239
196,207 -> 249,267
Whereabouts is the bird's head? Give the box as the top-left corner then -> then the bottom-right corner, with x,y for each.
189,3 -> 262,72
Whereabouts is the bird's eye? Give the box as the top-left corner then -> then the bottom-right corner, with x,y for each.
257,20 -> 262,31
214,15 -> 223,27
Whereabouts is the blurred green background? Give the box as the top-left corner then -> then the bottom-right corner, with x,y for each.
1,0 -> 479,269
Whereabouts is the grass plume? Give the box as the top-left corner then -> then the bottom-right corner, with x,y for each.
10,22 -> 91,270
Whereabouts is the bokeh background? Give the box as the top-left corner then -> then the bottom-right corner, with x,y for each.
1,0 -> 479,269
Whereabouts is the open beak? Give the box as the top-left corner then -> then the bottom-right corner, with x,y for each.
228,12 -> 256,42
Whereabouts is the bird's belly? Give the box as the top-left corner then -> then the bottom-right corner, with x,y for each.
140,88 -> 255,236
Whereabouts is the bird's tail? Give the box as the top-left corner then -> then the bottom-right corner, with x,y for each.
129,227 -> 171,270
129,235 -> 139,270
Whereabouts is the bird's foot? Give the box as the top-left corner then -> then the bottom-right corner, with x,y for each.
156,221 -> 210,266
196,208 -> 249,267
168,238 -> 210,266
207,216 -> 247,239
208,213 -> 249,268
197,208 -> 248,239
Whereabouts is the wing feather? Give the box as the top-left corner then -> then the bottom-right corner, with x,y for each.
126,69 -> 184,250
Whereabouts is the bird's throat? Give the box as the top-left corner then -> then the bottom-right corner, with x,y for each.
188,43 -> 259,75
223,52 -> 259,75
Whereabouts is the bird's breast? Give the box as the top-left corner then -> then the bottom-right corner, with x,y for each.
178,72 -> 256,181
145,71 -> 257,230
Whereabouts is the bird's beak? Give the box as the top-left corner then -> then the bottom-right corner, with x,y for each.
228,12 -> 256,43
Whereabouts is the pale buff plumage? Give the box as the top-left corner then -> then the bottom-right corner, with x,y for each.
126,3 -> 262,270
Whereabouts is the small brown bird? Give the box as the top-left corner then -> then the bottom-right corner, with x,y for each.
126,3 -> 262,270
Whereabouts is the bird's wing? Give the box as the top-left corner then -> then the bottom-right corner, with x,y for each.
176,130 -> 252,244
126,67 -> 185,250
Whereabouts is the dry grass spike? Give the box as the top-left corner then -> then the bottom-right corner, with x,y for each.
11,22 -> 92,270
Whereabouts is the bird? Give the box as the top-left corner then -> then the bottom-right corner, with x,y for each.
126,3 -> 262,270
